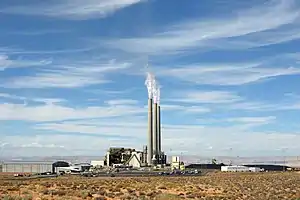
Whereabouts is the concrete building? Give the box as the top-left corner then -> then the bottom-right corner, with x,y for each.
126,152 -> 142,168
171,156 -> 180,170
90,160 -> 104,167
1,161 -> 53,174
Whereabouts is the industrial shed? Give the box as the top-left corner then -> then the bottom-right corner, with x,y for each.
221,165 -> 250,172
52,161 -> 70,173
1,161 -> 53,174
244,164 -> 288,171
186,163 -> 225,170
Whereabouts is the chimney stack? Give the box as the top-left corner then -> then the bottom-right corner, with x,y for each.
153,101 -> 158,162
157,104 -> 161,155
147,98 -> 153,165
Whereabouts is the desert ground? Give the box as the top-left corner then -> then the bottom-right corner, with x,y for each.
0,172 -> 299,200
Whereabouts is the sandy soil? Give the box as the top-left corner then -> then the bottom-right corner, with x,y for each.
0,172 -> 299,200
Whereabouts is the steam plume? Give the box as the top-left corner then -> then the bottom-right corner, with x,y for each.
145,72 -> 154,99
152,78 -> 158,104
156,83 -> 160,105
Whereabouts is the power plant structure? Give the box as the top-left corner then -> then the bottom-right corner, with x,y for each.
145,72 -> 167,167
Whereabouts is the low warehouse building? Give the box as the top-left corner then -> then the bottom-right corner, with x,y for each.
186,163 -> 225,170
221,165 -> 262,172
1,161 -> 53,174
244,164 -> 287,171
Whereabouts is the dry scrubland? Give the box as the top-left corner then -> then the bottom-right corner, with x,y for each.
0,172 -> 300,200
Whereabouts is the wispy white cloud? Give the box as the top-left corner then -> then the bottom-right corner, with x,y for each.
161,104 -> 210,114
1,0 -> 145,20
0,101 -> 145,122
197,116 -> 276,126
165,89 -> 300,113
157,62 -> 300,86
105,99 -> 138,106
0,92 -> 65,105
9,29 -> 71,36
104,0 -> 300,54
226,116 -> 276,126
2,59 -> 131,88
167,90 -> 242,104
35,118 -> 146,138
0,54 -> 51,71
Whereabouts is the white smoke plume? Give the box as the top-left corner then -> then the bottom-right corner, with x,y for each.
152,78 -> 158,104
145,72 -> 154,99
156,84 -> 160,105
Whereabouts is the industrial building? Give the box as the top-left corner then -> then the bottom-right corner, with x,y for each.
0,161 -> 71,174
171,156 -> 180,170
90,160 -> 104,167
221,165 -> 262,172
125,151 -> 143,168
186,163 -> 225,170
243,164 -> 288,171
105,148 -> 146,168
1,161 -> 53,174
54,162 -> 91,174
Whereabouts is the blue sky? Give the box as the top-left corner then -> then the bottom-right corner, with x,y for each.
0,0 -> 300,157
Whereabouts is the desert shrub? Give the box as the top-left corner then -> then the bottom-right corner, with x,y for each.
155,193 -> 181,200
139,191 -> 146,196
186,193 -> 197,199
40,189 -> 49,195
22,194 -> 33,200
97,190 -> 106,196
55,190 -> 67,196
157,186 -> 167,190
94,197 -> 107,200
7,187 -> 19,192
2,195 -> 22,200
80,190 -> 93,199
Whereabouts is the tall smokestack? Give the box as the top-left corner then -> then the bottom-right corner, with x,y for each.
145,72 -> 154,165
157,104 -> 161,154
148,98 -> 153,165
157,86 -> 161,155
152,81 -> 158,161
153,102 -> 158,157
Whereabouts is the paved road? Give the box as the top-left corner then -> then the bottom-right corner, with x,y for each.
82,172 -> 202,177
1,172 -> 203,181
